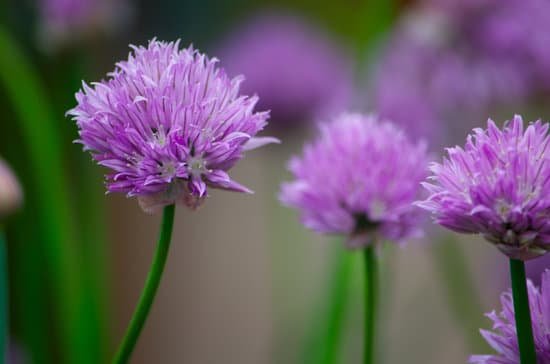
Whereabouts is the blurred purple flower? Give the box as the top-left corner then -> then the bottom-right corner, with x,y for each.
526,255 -> 550,287
373,35 -> 443,143
6,340 -> 29,364
473,0 -> 550,90
68,39 -> 278,213
372,0 -> 544,145
38,0 -> 130,49
219,13 -> 353,128
0,158 -> 22,218
40,0 -> 94,28
280,113 -> 428,248
470,269 -> 550,363
418,116 -> 550,260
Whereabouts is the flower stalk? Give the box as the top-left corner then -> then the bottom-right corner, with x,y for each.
509,259 -> 537,364
316,246 -> 354,364
113,204 -> 176,364
363,245 -> 378,364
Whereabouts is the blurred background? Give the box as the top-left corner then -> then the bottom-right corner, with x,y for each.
1,0 -> 550,363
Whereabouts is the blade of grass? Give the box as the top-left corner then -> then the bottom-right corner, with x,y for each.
49,48 -> 110,364
0,28 -> 89,363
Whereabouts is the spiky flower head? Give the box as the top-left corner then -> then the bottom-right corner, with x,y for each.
0,158 -> 22,219
68,39 -> 277,213
279,113 -> 428,248
470,269 -> 550,363
418,115 -> 550,260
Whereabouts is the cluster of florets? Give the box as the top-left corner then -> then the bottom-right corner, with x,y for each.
280,113 -> 428,248
418,116 -> 550,260
470,270 -> 550,363
68,39 -> 277,212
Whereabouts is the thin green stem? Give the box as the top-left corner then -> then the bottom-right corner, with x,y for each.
363,245 -> 378,364
315,246 -> 354,364
0,228 -> 7,361
509,259 -> 537,364
113,204 -> 176,364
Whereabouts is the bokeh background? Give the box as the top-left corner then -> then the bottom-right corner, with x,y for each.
1,0 -> 550,363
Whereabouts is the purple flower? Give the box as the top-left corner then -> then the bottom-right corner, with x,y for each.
68,39 -> 278,213
469,269 -> 550,363
526,255 -> 550,288
418,115 -> 550,260
280,113 -> 428,248
373,34 -> 443,144
473,0 -> 550,90
372,1 -> 539,145
40,0 -> 94,28
219,13 -> 353,128
0,158 -> 22,218
38,0 -> 130,48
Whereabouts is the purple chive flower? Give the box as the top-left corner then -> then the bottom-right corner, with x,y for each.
372,1 -> 537,146
469,269 -> 550,363
68,39 -> 278,213
0,158 -> 22,218
418,115 -> 550,260
40,0 -> 95,27
280,113 -> 428,248
473,0 -> 550,90
373,33 -> 443,144
38,0 -> 130,48
526,255 -> 550,287
219,13 -> 353,128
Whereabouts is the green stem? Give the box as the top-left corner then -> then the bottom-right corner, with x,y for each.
113,204 -> 176,364
363,245 -> 378,364
0,228 -> 7,361
432,236 -> 486,352
316,246 -> 354,364
509,259 -> 537,364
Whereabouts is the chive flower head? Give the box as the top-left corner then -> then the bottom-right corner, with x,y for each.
68,39 -> 277,212
470,269 -> 550,363
418,115 -> 550,260
280,113 -> 428,248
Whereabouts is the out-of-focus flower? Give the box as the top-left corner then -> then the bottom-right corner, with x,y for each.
6,340 -> 29,364
219,13 -> 353,128
494,255 -> 550,293
418,116 -> 550,260
38,0 -> 131,50
280,113 -> 428,248
68,39 -> 278,213
373,35 -> 442,143
473,0 -> 550,90
469,269 -> 550,363
0,158 -> 22,219
372,0 -> 548,145
526,255 -> 550,287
